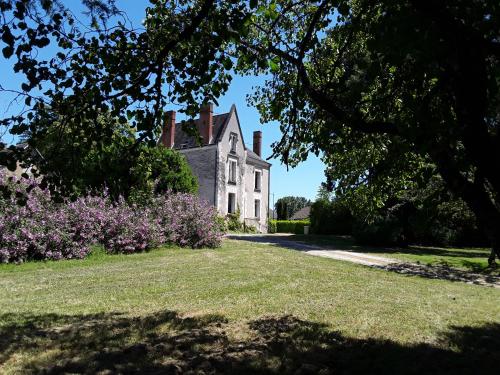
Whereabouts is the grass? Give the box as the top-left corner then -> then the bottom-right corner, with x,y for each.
1,239 -> 499,374
291,234 -> 499,275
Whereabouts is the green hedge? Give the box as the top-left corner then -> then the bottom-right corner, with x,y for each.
269,220 -> 310,234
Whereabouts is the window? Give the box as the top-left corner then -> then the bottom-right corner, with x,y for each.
254,170 -> 262,191
228,193 -> 236,214
229,133 -> 238,153
228,159 -> 237,183
254,199 -> 261,218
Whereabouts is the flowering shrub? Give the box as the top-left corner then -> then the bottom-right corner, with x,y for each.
0,172 -> 93,263
101,198 -> 164,254
150,193 -> 224,248
0,171 -> 225,263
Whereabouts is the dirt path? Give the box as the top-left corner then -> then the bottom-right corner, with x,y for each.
227,234 -> 500,288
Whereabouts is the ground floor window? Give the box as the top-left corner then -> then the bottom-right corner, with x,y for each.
254,199 -> 260,218
228,193 -> 236,214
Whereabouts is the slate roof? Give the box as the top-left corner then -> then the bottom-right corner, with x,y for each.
290,206 -> 311,220
172,113 -> 230,149
160,106 -> 271,165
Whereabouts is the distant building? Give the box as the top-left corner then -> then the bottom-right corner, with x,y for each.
159,104 -> 271,233
290,206 -> 311,221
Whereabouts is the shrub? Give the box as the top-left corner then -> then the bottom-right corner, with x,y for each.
129,146 -> 198,205
0,173 -> 94,263
353,216 -> 407,246
150,194 -> 224,248
101,199 -> 164,254
268,220 -> 277,233
226,208 -> 243,232
0,171 -> 225,263
310,199 -> 353,235
273,220 -> 310,234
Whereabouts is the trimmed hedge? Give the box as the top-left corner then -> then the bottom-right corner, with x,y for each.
270,220 -> 310,234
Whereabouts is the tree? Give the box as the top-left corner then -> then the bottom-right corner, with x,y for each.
0,0 -> 248,193
2,0 -> 500,264
129,146 -> 198,204
234,0 -> 500,264
22,107 -> 197,200
275,196 -> 311,220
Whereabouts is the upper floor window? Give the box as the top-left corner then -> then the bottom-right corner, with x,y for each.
254,170 -> 262,191
228,159 -> 237,184
229,133 -> 238,153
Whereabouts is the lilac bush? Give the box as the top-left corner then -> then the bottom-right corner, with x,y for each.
0,172 -> 93,262
0,171 -> 226,263
150,193 -> 225,248
101,198 -> 164,254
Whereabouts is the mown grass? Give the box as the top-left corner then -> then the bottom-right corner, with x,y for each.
1,239 -> 499,374
291,234 -> 499,275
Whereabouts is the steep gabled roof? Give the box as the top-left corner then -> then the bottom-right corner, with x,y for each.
172,113 -> 230,149
161,105 -> 270,165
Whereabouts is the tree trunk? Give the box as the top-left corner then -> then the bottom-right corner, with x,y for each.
432,149 -> 500,266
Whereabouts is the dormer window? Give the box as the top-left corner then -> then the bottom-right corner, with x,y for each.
229,133 -> 238,153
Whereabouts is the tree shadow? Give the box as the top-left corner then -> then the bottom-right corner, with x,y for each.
377,262 -> 500,287
291,235 -> 490,259
0,310 -> 498,374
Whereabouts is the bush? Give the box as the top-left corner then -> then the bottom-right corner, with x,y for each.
101,199 -> 164,254
353,217 -> 407,246
271,220 -> 310,234
226,209 -> 243,232
150,194 -> 224,248
310,199 -> 353,235
268,220 -> 277,233
0,173 -> 94,263
0,172 -> 225,263
129,146 -> 198,205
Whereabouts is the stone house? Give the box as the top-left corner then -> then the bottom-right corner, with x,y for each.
159,104 -> 271,233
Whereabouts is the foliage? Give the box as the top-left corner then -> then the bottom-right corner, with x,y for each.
0,0 -> 250,186
310,199 -> 353,235
274,196 -> 311,220
0,171 -> 96,262
270,220 -> 310,234
243,223 -> 257,233
351,177 -> 486,247
237,0 -> 500,262
150,194 -> 224,248
18,109 -> 197,201
226,208 -> 243,232
0,171 -> 224,263
267,219 -> 277,233
100,198 -> 164,254
129,146 -> 198,205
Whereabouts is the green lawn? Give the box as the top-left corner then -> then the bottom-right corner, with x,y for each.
1,240 -> 499,374
291,234 -> 499,275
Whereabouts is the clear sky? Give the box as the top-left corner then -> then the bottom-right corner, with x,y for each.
0,0 -> 326,202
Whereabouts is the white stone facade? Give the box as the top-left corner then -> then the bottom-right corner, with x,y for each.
161,104 -> 271,233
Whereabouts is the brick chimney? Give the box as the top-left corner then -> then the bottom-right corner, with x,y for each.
198,103 -> 213,145
161,110 -> 176,148
253,131 -> 262,157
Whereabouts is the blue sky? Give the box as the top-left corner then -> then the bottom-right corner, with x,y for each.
0,0 -> 326,202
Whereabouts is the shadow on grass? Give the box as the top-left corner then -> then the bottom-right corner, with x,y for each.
0,310 -> 498,374
290,235 -> 489,259
377,262 -> 500,287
